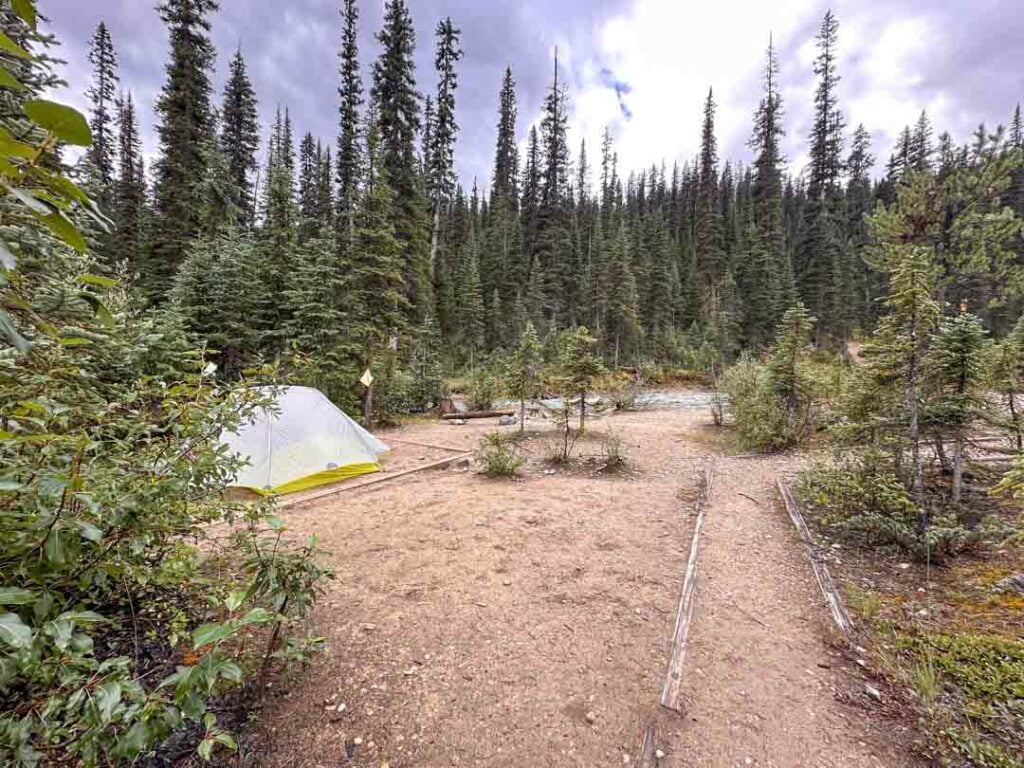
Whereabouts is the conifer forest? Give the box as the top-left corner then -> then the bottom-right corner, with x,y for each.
2,1 -> 1023,766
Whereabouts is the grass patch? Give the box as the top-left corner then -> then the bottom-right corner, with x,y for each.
475,432 -> 524,478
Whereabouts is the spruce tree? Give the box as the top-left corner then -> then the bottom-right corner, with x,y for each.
109,93 -> 148,273
748,38 -> 790,342
347,118 -> 410,423
532,51 -> 574,328
505,320 -> 543,433
371,0 -> 432,318
220,48 -> 260,226
483,67 -> 521,315
150,0 -> 220,301
86,22 -> 119,196
427,17 -> 462,275
796,10 -> 846,344
695,88 -> 725,318
336,0 -> 362,246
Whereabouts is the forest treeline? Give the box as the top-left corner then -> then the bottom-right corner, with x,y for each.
73,1 -> 1024,413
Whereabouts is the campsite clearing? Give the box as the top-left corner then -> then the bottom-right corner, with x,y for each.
251,404 -> 918,767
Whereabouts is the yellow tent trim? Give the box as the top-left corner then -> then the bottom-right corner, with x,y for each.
240,462 -> 381,497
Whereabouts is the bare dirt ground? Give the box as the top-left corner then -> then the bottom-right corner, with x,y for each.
252,402 -> 920,767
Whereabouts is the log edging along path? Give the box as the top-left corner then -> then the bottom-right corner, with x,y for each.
279,452 -> 473,509
776,479 -> 853,636
660,463 -> 715,712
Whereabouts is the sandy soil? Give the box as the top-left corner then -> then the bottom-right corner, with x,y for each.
252,405 -> 919,767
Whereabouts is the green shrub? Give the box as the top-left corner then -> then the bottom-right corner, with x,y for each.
897,632 -> 1024,767
468,365 -> 500,411
720,357 -> 793,451
475,432 -> 524,477
601,428 -> 627,471
799,451 -> 986,559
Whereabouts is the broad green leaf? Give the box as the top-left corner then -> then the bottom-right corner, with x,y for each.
12,0 -> 38,29
0,30 -> 29,60
0,479 -> 23,491
224,590 -> 246,611
197,738 -> 214,761
0,588 -> 34,605
58,337 -> 93,347
191,622 -> 236,649
0,309 -> 30,354
0,612 -> 32,648
24,100 -> 91,146
0,67 -> 24,91
237,607 -> 273,627
213,732 -> 238,750
36,211 -> 86,252
8,186 -> 50,214
78,273 -> 118,289
95,680 -> 122,723
0,241 -> 15,270
43,528 -> 64,565
78,521 -> 103,542
57,611 -> 105,624
0,137 -> 37,158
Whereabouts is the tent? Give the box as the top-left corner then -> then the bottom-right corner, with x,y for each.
224,386 -> 389,495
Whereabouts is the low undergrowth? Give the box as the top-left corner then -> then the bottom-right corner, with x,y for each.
892,630 -> 1024,767
475,432 -> 524,477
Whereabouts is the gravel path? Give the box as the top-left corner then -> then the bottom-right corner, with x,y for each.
252,408 -> 918,767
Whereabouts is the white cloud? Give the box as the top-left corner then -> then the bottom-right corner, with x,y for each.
557,0 -> 962,183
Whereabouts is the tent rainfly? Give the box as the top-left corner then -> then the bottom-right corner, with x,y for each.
224,386 -> 389,495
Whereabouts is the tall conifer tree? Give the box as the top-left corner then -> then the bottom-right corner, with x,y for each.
220,49 -> 260,226
86,22 -> 118,196
150,0 -> 220,300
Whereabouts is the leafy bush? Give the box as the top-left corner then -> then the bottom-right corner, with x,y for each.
0,18 -> 330,763
720,357 -> 793,451
475,432 -> 524,477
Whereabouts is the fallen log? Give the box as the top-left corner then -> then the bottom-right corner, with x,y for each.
280,452 -> 472,508
440,409 -> 514,420
660,464 -> 714,713
777,480 -> 853,636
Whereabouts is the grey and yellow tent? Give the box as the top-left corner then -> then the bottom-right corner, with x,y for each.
224,386 -> 389,495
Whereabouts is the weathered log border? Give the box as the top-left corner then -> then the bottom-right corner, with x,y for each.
777,480 -> 853,636
659,464 -> 714,712
280,452 -> 472,509
636,724 -> 657,768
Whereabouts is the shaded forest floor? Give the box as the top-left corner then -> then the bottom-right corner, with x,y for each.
245,402 -> 923,767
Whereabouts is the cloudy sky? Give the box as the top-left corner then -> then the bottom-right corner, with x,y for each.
44,0 -> 1024,190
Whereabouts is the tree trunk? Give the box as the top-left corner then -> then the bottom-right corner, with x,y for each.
578,389 -> 586,434
1009,391 -> 1022,452
429,204 -> 441,278
952,431 -> 964,503
934,436 -> 952,474
907,352 -> 925,536
363,384 -> 373,429
519,396 -> 525,435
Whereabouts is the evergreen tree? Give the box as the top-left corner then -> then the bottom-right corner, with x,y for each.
150,0 -> 220,301
505,319 -> 543,432
220,48 -> 260,226
336,0 -> 363,247
427,17 -> 462,276
748,37 -> 790,343
483,67 -> 521,311
347,118 -> 410,423
532,50 -> 574,328
86,22 -> 118,196
109,93 -> 148,272
371,0 -> 432,318
695,88 -> 725,318
796,10 -> 846,344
